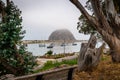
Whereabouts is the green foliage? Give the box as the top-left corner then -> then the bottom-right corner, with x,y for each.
34,59 -> 77,73
77,14 -> 96,35
0,1 -> 36,76
20,50 -> 37,74
45,50 -> 53,56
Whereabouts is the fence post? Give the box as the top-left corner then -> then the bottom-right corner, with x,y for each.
67,68 -> 74,80
36,75 -> 43,80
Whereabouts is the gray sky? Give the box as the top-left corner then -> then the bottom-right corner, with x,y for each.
11,0 -> 89,40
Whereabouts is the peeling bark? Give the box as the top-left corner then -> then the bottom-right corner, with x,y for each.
105,0 -> 120,39
78,35 -> 105,71
70,0 -> 120,62
105,0 -> 120,26
90,0 -> 113,35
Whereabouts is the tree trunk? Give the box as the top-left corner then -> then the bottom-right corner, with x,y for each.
70,0 -> 120,63
107,36 -> 120,62
78,35 -> 105,71
0,56 -> 25,76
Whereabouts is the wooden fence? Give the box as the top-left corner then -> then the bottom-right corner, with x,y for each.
14,65 -> 77,80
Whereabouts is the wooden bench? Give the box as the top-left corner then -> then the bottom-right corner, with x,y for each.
14,65 -> 77,80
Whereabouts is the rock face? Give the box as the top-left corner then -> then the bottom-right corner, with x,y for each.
49,29 -> 76,41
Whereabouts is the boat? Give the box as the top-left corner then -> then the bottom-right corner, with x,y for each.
47,45 -> 53,48
39,40 -> 46,47
61,43 -> 66,47
39,44 -> 45,47
47,43 -> 54,48
72,43 -> 77,46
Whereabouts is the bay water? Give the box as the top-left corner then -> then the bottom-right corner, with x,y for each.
26,42 -> 81,56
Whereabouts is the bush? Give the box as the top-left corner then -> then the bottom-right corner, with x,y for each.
45,50 -> 53,56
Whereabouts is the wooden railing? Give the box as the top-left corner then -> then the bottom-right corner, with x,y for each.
14,65 -> 77,80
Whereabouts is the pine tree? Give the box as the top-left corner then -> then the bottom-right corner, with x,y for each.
0,0 -> 36,76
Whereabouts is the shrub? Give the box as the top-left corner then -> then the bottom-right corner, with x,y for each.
45,50 -> 53,56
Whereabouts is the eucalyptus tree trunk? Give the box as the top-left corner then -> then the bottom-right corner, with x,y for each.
78,35 -> 105,71
70,0 -> 120,62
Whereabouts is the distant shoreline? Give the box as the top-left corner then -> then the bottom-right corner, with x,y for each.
22,40 -> 88,44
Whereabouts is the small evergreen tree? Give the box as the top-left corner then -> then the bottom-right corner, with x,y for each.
0,1 -> 36,76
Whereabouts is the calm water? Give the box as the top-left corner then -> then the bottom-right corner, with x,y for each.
26,42 -> 81,56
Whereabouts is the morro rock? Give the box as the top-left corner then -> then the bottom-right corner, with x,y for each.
49,29 -> 76,41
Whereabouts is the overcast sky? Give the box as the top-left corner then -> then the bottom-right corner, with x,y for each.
10,0 -> 89,40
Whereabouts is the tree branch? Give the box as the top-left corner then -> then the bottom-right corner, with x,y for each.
0,56 -> 17,74
0,56 -> 25,75
0,1 -> 5,21
70,0 -> 113,41
90,0 -> 113,35
70,0 -> 97,27
14,44 -> 24,65
7,0 -> 10,6
70,0 -> 107,38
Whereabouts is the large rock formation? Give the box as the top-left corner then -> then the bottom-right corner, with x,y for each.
49,29 -> 76,41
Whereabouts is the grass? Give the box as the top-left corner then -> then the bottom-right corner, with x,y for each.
101,54 -> 110,61
34,58 -> 77,73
